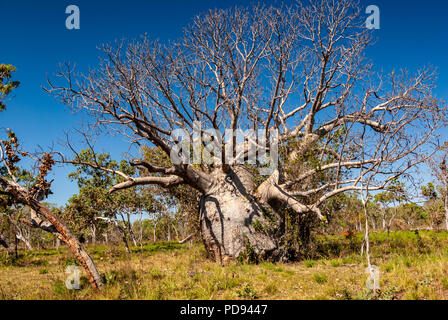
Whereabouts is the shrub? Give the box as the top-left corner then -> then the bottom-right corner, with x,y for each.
38,267 -> 48,274
330,260 -> 341,267
236,284 -> 258,300
304,260 -> 316,268
313,273 -> 328,284
264,283 -> 279,295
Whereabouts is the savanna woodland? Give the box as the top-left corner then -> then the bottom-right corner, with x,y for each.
2,0 -> 448,300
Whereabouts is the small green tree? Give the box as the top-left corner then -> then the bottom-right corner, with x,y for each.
0,64 -> 20,111
421,182 -> 445,230
374,179 -> 407,240
66,149 -> 156,252
421,182 -> 438,201
140,146 -> 200,243
396,202 -> 428,228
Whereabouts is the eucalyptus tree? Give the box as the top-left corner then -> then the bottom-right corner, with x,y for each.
65,149 -> 156,251
0,64 -> 20,111
141,146 -> 200,243
47,1 -> 446,262
421,182 -> 445,229
374,179 -> 406,239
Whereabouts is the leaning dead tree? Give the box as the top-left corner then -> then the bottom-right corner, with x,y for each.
47,0 -> 446,262
0,132 -> 103,290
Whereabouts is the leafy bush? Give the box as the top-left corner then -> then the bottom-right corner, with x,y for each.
313,273 -> 328,284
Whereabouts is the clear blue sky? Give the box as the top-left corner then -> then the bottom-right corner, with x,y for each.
1,0 -> 447,206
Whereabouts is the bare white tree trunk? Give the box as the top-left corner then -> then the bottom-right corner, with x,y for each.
138,211 -> 144,249
126,212 -> 138,247
91,224 -> 96,245
16,233 -> 32,250
167,223 -> 171,241
153,220 -> 158,242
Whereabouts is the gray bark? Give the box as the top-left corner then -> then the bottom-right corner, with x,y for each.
16,233 -> 32,250
199,167 -> 281,263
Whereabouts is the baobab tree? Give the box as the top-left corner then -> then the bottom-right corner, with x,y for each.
47,1 -> 446,262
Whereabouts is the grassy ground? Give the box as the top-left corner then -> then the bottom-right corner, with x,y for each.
2,230 -> 448,300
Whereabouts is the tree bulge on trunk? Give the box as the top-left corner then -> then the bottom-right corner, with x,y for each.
200,166 -> 280,262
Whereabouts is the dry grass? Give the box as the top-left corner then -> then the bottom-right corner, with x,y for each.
2,230 -> 448,300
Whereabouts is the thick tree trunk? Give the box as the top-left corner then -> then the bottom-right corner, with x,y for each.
199,167 -> 281,263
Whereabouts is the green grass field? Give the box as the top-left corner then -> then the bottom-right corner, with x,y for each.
2,230 -> 448,300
